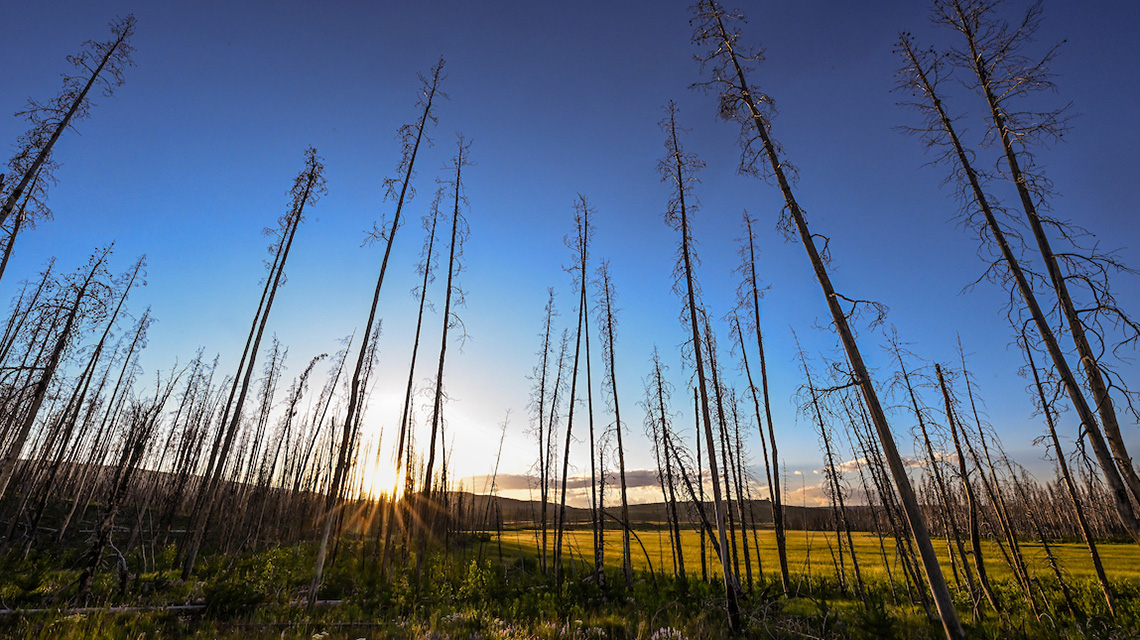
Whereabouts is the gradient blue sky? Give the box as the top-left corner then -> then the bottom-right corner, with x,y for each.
3,1 -> 1139,506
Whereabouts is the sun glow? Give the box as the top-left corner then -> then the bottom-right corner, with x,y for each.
356,457 -> 405,500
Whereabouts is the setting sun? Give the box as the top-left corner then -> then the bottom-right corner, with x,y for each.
355,456 -> 404,501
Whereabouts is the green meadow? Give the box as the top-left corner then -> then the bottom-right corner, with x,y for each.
496,526 -> 1140,584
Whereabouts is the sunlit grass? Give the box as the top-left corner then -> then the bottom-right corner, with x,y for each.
493,526 -> 1140,583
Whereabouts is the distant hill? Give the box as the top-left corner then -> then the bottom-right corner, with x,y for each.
445,492 -> 833,530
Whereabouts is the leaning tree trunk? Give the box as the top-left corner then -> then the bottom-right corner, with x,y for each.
380,197 -> 440,574
949,0 -> 1140,510
530,290 -> 556,576
598,263 -> 633,588
691,4 -> 961,635
936,364 -> 999,612
895,351 -> 978,609
734,313 -> 787,593
412,136 -> 470,586
1,17 -> 136,229
1025,343 -> 1115,615
183,149 -> 322,580
661,103 -> 740,629
554,198 -> 591,585
332,60 -> 444,588
896,34 -> 1140,546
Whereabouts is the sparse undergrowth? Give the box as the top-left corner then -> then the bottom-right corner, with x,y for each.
2,538 -> 1138,639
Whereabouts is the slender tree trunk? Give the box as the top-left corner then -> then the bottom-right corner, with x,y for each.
696,387 -> 707,583
598,266 -> 632,588
532,290 -> 556,576
184,149 -> 322,580
798,346 -> 864,602
936,364 -> 999,612
734,314 -> 787,593
335,61 -> 444,589
380,195 -> 441,574
420,140 -> 468,500
555,199 -> 592,585
1025,344 -> 1115,615
649,352 -> 686,583
738,213 -> 788,591
896,35 -> 1140,546
728,398 -> 754,591
693,6 -> 961,634
950,0 -> 1140,509
662,104 -> 739,628
958,356 -> 1040,615
0,17 -> 136,229
413,137 -> 470,586
705,319 -> 741,583
582,267 -> 603,586
894,348 -> 979,609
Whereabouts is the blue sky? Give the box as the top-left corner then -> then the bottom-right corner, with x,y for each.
3,1 -> 1139,506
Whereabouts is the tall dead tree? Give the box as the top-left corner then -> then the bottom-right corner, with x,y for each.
318,61 -> 444,588
313,318 -> 382,600
692,3 -> 961,636
935,364 -> 999,612
957,349 -> 1040,614
659,101 -> 739,628
935,0 -> 1140,513
795,342 -> 865,603
693,387 -> 707,582
554,196 -> 593,584
181,147 -> 325,579
889,341 -> 979,611
704,316 -> 743,583
735,212 -> 788,592
544,327 -> 570,575
420,136 -> 470,501
1,15 -> 136,230
530,289 -> 557,575
576,204 -> 602,586
895,33 -> 1140,546
407,136 -> 470,587
597,262 -> 633,587
1022,339 -> 1115,615
380,189 -> 442,572
339,57 -> 444,555
644,349 -> 686,583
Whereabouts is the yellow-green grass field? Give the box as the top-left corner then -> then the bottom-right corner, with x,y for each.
491,527 -> 1140,584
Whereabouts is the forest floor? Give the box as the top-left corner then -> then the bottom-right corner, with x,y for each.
1,527 -> 1137,639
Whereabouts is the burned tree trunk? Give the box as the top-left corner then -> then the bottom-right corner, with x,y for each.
937,0 -> 1140,512
692,4 -> 961,635
597,263 -> 633,588
554,196 -> 593,584
1,16 -> 136,229
896,33 -> 1140,546
182,147 -> 324,580
659,102 -> 739,628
